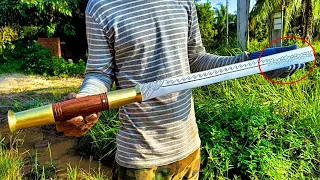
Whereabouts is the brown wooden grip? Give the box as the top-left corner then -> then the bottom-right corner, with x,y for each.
52,93 -> 109,122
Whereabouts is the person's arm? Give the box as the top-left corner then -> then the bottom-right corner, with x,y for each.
187,2 -> 304,78
78,13 -> 115,96
188,2 -> 249,73
56,13 -> 115,137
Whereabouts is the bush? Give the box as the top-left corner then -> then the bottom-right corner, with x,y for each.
0,26 -> 39,50
0,40 -> 86,77
0,41 -> 52,74
52,57 -> 86,77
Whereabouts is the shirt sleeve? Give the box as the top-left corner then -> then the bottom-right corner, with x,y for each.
78,13 -> 115,96
188,2 -> 249,73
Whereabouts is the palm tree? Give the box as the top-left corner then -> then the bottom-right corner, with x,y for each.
214,3 -> 237,45
250,0 -> 319,43
214,3 -> 227,40
302,0 -> 319,42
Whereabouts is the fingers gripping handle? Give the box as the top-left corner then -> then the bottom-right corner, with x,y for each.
8,93 -> 109,133
53,85 -> 142,121
8,85 -> 142,133
52,93 -> 109,122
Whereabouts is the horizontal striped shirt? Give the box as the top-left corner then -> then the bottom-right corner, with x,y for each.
79,0 -> 249,168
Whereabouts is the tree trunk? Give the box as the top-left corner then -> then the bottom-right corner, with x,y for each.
237,0 -> 250,50
268,16 -> 274,45
302,0 -> 314,43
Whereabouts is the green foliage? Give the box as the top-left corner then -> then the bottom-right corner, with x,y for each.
0,0 -> 86,38
23,150 -> 56,179
194,65 -> 320,179
0,40 -> 86,77
0,26 -> 39,50
249,20 -> 268,43
52,57 -> 86,77
0,41 -> 52,74
78,109 -> 120,163
0,26 -> 19,50
195,2 -> 237,50
76,44 -> 320,179
66,165 -> 110,180
250,0 -> 319,43
213,3 -> 237,45
195,3 -> 218,49
0,136 -> 22,180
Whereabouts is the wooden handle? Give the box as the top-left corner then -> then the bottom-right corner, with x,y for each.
52,93 -> 109,122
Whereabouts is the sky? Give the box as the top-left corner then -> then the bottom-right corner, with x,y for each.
199,0 -> 256,14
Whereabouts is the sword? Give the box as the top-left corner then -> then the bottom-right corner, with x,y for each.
8,47 -> 315,133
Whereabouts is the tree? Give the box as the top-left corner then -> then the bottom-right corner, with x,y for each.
237,0 -> 250,50
214,3 -> 227,40
213,3 -> 237,46
250,0 -> 319,43
0,0 -> 86,37
195,2 -> 218,49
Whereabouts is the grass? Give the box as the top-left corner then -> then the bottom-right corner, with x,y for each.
0,74 -> 112,179
194,45 -> 320,179
66,165 -> 110,180
0,137 -> 21,180
79,44 -> 320,179
0,135 -> 111,179
194,67 -> 320,179
0,44 -> 319,179
77,109 -> 119,164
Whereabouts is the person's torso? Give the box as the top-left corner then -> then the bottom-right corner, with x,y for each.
86,0 -> 201,168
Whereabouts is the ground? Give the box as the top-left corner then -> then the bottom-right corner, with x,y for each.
0,73 -> 112,178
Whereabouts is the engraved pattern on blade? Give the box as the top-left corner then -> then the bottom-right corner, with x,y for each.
140,80 -> 164,100
265,50 -> 313,67
164,50 -> 313,86
141,49 -> 313,100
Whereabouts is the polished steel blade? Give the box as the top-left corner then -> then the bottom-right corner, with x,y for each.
140,47 -> 315,101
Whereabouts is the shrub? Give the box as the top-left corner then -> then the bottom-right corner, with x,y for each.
0,26 -> 39,51
0,0 -> 86,38
0,40 -> 86,77
0,41 -> 52,74
52,57 -> 86,77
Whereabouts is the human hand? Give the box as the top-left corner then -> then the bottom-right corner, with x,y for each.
55,93 -> 101,137
249,45 -> 305,79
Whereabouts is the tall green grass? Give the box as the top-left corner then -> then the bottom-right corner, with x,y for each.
194,45 -> 320,179
78,109 -> 119,164
0,135 -> 111,179
66,165 -> 110,180
6,43 -> 316,179
0,137 -> 22,180
80,45 -> 319,179
195,67 -> 320,179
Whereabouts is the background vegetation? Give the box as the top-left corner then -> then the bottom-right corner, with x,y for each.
0,0 -> 319,179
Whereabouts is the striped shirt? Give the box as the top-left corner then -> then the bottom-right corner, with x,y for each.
79,0 -> 249,168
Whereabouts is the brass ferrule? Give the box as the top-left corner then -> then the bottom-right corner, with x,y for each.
8,104 -> 55,133
107,84 -> 142,109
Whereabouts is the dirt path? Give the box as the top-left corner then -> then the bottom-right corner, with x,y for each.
0,73 -> 112,178
0,73 -> 83,123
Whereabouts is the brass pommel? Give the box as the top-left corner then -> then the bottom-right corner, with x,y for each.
8,104 -> 55,133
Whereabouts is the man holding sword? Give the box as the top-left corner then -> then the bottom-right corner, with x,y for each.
56,0 -> 304,179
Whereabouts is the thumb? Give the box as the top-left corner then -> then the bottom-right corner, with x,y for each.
65,93 -> 77,101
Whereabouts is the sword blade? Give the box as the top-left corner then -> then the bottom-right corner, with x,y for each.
140,47 -> 315,101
